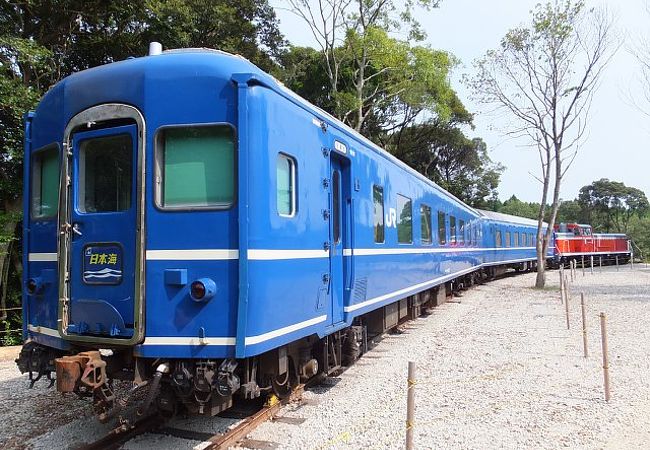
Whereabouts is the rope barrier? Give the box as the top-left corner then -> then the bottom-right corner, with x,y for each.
0,328 -> 22,334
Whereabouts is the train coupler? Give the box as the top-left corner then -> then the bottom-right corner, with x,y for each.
55,350 -> 108,393
15,341 -> 58,388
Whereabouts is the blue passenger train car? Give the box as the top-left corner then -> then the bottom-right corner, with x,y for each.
18,45 -> 550,418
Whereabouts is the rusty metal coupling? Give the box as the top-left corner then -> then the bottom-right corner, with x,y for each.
55,351 -> 107,393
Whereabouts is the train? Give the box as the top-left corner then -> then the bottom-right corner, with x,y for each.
15,44 -> 630,421
552,222 -> 631,267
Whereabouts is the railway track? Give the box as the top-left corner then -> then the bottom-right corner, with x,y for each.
73,269 -> 532,450
76,384 -> 306,450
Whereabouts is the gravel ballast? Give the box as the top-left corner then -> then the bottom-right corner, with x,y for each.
242,267 -> 650,450
1,267 -> 649,449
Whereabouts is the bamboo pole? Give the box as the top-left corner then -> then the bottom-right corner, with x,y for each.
406,361 -> 416,450
600,313 -> 611,402
581,293 -> 588,358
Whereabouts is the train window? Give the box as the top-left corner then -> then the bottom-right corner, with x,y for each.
157,125 -> 234,209
522,233 -> 527,246
397,194 -> 412,244
420,204 -> 432,245
31,144 -> 59,219
277,153 -> 296,217
79,134 -> 132,212
449,215 -> 457,244
332,170 -> 341,243
505,231 -> 511,247
514,232 -> 519,247
531,233 -> 535,246
438,211 -> 446,245
496,230 -> 502,247
458,219 -> 465,245
373,185 -> 385,243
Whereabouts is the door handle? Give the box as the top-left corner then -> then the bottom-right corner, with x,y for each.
72,223 -> 83,236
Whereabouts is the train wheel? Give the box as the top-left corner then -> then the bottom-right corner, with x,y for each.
271,370 -> 292,398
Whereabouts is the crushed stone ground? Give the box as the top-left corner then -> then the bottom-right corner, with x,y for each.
1,266 -> 649,449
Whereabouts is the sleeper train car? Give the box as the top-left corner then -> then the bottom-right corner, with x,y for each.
552,223 -> 631,267
17,45 -> 551,420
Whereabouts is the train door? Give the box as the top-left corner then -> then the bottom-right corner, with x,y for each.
60,124 -> 139,340
329,154 -> 350,325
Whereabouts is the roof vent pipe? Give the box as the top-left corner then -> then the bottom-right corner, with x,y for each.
148,42 -> 163,56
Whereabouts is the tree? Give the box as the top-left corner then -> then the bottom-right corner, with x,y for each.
0,0 -> 286,342
578,178 -> 649,233
500,195 -> 539,220
555,199 -> 582,223
285,0 -> 448,132
471,1 -> 617,288
390,123 -> 503,207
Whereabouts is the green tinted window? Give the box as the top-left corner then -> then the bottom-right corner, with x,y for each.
277,154 -> 295,216
420,204 -> 432,244
31,145 -> 59,219
162,126 -> 234,208
397,194 -> 412,244
438,211 -> 446,245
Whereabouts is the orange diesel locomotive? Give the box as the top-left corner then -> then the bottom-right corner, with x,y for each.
553,223 -> 631,267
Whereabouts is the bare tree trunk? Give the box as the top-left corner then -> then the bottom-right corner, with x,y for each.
535,148 -> 551,288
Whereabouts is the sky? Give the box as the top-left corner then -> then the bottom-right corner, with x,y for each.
272,0 -> 650,203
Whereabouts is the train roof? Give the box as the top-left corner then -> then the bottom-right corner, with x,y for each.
477,209 -> 544,228
39,46 -> 479,217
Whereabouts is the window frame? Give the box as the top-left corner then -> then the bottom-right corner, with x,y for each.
396,193 -> 413,245
458,219 -> 465,245
332,169 -> 341,243
153,123 -> 237,211
276,152 -> 297,218
373,184 -> 385,244
78,133 -> 134,214
420,203 -> 432,245
437,211 -> 447,245
449,215 -> 457,244
30,143 -> 60,220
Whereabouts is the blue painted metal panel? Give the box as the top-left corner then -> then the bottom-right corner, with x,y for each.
22,49 -> 553,358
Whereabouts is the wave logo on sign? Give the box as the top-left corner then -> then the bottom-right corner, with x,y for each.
83,267 -> 122,281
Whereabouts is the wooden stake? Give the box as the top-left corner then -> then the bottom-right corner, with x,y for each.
600,313 -> 611,402
564,275 -> 570,329
599,256 -> 602,271
582,256 -> 586,276
581,293 -> 588,358
559,267 -> 564,304
590,256 -> 594,275
571,259 -> 578,278
616,255 -> 619,271
406,361 -> 416,450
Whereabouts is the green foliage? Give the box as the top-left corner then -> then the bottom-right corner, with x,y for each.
577,178 -> 649,233
0,0 -> 285,346
281,28 -> 493,206
500,195 -> 539,220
